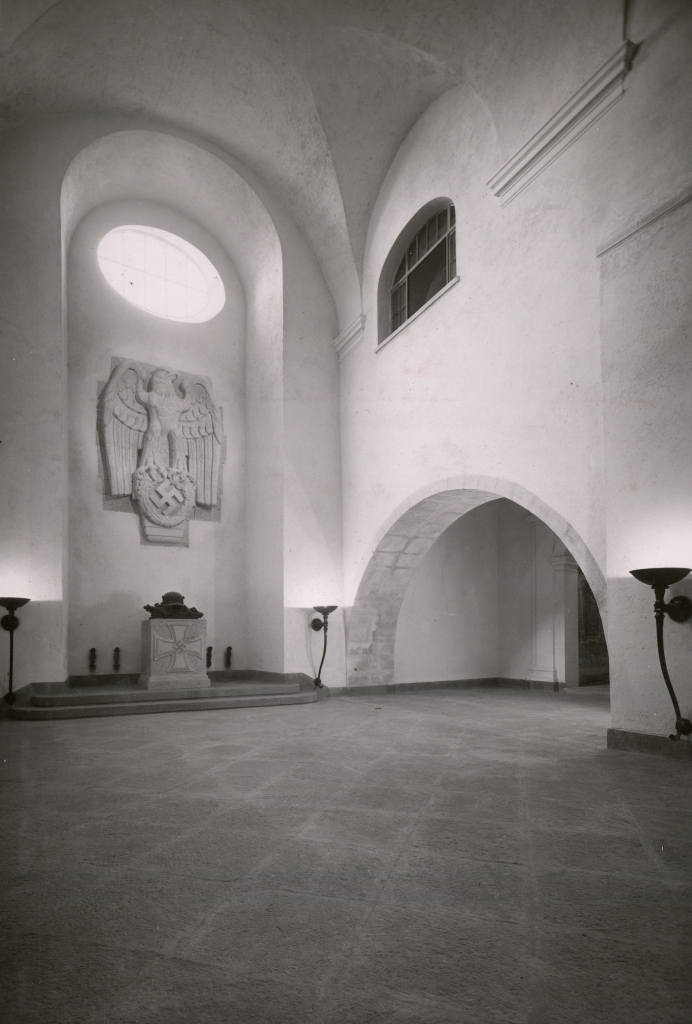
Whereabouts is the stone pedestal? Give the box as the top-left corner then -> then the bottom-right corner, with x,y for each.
139,618 -> 210,690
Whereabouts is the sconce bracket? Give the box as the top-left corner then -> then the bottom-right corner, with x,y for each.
311,618 -> 324,632
1,613 -> 19,632
665,595 -> 692,623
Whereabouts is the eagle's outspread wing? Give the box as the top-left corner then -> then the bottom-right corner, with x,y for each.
100,361 -> 147,497
178,376 -> 223,507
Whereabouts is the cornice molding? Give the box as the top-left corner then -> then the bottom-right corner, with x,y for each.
334,314 -> 366,362
488,40 -> 638,206
597,184 -> 692,257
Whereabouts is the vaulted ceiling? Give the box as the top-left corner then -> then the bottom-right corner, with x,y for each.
0,0 -> 625,325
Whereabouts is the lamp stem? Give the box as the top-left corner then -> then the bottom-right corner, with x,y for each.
7,624 -> 14,703
654,588 -> 683,718
315,615 -> 330,688
653,585 -> 688,740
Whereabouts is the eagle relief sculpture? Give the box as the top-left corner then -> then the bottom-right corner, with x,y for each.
100,359 -> 224,544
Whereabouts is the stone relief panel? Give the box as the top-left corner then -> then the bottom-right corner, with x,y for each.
98,357 -> 225,545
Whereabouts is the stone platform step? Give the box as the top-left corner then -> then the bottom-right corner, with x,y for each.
10,680 -> 317,720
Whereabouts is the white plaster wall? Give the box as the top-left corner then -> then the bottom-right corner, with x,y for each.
344,79 -> 606,608
394,503 -> 500,683
0,123 -> 74,692
66,201 -> 246,676
603,199 -> 692,738
343,9 -> 692,735
497,504 -> 534,682
280,203 -> 345,687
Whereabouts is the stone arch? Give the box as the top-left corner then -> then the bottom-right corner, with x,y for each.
347,474 -> 606,688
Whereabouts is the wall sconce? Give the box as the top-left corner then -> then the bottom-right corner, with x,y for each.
630,567 -> 692,741
0,597 -> 31,705
310,605 -> 337,688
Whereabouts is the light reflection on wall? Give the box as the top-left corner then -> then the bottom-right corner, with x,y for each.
0,559 -> 62,602
608,508 -> 692,579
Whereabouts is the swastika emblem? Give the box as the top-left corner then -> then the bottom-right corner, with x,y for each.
150,479 -> 185,515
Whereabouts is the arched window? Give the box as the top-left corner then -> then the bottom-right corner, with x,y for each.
389,203 -> 456,335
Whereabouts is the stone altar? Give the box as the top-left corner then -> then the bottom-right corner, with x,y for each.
138,592 -> 210,690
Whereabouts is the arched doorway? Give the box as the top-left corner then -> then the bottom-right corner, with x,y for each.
347,478 -> 606,689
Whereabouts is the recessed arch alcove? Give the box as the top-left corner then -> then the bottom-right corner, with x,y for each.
61,130 -> 284,677
347,475 -> 606,688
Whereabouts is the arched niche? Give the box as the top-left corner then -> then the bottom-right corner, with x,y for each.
347,474 -> 606,688
61,131 -> 285,676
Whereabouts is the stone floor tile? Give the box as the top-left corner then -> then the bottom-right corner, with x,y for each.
317,986 -> 525,1024
655,837 -> 692,881
525,796 -> 637,835
247,836 -> 396,899
529,830 -> 658,874
45,871 -> 231,953
300,807 -> 417,850
333,782 -> 432,813
340,904 -> 530,1013
3,818 -> 184,871
136,826 -> 277,880
379,849 -> 528,920
0,934 -> 153,1024
410,814 -> 525,863
176,889 -> 369,977
426,786 -> 522,822
527,927 -> 692,1023
532,866 -> 691,943
258,775 -> 348,806
209,799 -> 317,835
82,956 -> 317,1024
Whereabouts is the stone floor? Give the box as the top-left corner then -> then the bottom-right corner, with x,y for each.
1,687 -> 690,1024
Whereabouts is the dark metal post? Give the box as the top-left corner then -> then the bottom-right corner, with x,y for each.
7,624 -> 14,704
0,598 -> 31,705
652,584 -> 692,741
311,606 -> 338,688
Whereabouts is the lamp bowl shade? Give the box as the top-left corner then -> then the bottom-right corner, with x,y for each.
0,597 -> 30,613
313,606 -> 338,615
629,568 -> 692,588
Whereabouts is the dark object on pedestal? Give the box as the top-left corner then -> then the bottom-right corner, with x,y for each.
630,567 -> 692,741
0,598 -> 31,705
206,646 -> 213,668
144,592 -> 203,619
88,647 -> 97,672
224,646 -> 232,669
311,606 -> 338,688
113,647 -> 120,672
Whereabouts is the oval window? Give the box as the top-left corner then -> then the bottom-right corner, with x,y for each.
97,225 -> 225,323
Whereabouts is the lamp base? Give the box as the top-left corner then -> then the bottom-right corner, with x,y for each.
672,717 -> 692,740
